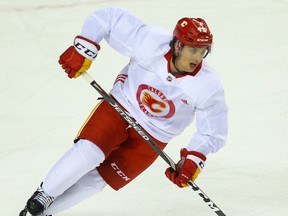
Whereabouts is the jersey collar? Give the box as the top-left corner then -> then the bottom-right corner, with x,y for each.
164,49 -> 202,77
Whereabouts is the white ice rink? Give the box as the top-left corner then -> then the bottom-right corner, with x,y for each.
1,0 -> 288,215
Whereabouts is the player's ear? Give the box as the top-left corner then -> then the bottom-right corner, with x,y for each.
174,40 -> 182,56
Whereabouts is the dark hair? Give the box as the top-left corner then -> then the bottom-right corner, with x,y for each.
169,37 -> 185,63
169,37 -> 184,49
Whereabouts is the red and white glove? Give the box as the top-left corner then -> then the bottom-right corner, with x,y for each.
58,36 -> 100,78
165,148 -> 206,188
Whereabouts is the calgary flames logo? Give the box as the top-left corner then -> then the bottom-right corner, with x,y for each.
136,84 -> 175,118
141,92 -> 166,113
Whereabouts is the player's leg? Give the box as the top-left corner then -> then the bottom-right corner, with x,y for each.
44,169 -> 107,215
23,100 -> 129,215
25,139 -> 105,215
43,139 -> 105,197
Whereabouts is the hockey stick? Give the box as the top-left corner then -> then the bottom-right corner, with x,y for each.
82,71 -> 226,216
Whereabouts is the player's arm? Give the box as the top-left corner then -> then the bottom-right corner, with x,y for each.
166,88 -> 228,188
58,7 -> 148,78
187,88 -> 228,155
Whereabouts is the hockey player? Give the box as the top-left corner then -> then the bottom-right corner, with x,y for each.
20,6 -> 228,216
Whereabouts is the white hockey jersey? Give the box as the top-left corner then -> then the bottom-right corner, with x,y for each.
79,7 -> 228,155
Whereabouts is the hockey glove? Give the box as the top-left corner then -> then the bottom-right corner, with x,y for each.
58,36 -> 100,78
165,148 -> 206,188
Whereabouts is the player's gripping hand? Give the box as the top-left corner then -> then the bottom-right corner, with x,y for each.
165,148 -> 206,188
58,36 -> 100,78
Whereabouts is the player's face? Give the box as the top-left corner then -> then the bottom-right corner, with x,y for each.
176,45 -> 209,72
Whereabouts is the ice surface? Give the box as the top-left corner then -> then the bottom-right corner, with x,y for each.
0,0 -> 287,215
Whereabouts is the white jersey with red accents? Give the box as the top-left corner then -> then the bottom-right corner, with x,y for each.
79,7 -> 228,155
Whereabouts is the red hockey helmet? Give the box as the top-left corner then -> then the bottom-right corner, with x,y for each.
173,17 -> 213,47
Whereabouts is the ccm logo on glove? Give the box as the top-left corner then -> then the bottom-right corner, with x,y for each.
74,36 -> 99,60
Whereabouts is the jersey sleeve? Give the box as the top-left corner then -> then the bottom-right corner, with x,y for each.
186,88 -> 228,156
78,7 -> 149,57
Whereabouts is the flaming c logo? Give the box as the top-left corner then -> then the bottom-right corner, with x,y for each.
141,92 -> 166,113
136,84 -> 175,118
